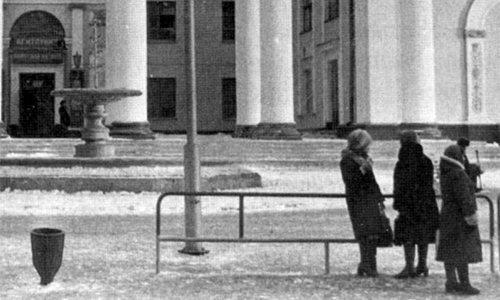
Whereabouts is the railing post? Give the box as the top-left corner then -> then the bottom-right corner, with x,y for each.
498,194 -> 500,272
239,195 -> 245,239
486,195 -> 495,273
156,194 -> 165,274
325,243 -> 330,275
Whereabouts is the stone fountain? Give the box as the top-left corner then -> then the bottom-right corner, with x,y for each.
51,88 -> 141,157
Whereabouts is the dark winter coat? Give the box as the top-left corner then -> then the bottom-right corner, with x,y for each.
435,152 -> 482,264
340,149 -> 386,240
393,143 -> 439,245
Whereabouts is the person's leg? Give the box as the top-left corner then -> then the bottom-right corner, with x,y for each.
357,237 -> 377,277
444,262 -> 459,293
368,237 -> 378,276
415,243 -> 429,277
357,238 -> 369,276
395,243 -> 415,279
457,263 -> 480,295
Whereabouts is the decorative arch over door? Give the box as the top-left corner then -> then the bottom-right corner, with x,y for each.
9,10 -> 66,64
465,0 -> 500,123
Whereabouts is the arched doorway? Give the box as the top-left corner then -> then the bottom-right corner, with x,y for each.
9,10 -> 66,137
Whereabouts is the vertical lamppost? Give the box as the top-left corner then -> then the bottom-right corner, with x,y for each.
0,2 -> 8,138
180,0 -> 208,255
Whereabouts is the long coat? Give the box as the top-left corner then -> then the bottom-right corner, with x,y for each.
435,155 -> 482,264
340,149 -> 386,240
393,143 -> 439,245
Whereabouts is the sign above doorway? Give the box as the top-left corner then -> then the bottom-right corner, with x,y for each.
9,10 -> 66,64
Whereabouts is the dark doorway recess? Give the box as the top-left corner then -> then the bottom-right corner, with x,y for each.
20,73 -> 55,137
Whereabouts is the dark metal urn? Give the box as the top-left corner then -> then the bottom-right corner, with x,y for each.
30,228 -> 65,285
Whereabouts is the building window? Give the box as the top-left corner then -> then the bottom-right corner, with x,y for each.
325,0 -> 339,21
302,0 -> 312,33
147,1 -> 176,41
148,78 -> 176,118
222,78 -> 237,120
304,69 -> 314,114
222,1 -> 235,41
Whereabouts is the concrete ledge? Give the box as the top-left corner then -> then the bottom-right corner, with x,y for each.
0,158 -> 233,168
0,167 -> 262,193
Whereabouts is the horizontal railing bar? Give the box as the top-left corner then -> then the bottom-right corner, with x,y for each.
158,192 -> 380,198
158,237 -> 358,243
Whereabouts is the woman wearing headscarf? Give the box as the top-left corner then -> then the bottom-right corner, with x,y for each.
393,130 -> 439,279
340,129 -> 387,277
436,145 -> 482,295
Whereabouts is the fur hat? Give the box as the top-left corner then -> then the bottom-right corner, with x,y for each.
399,130 -> 419,145
347,129 -> 372,150
443,145 -> 464,165
457,137 -> 470,148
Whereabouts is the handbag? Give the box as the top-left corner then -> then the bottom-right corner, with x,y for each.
377,205 -> 394,248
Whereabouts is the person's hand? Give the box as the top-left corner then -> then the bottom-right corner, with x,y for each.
359,161 -> 372,175
465,213 -> 479,226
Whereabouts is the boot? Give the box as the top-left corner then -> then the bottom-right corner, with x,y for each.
444,262 -> 460,294
414,244 -> 429,277
457,263 -> 480,295
395,243 -> 415,279
357,239 -> 378,277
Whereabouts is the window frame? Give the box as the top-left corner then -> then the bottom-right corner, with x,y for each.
147,77 -> 177,119
222,1 -> 235,42
147,1 -> 177,42
303,69 -> 314,114
301,0 -> 313,33
222,78 -> 237,120
325,0 -> 340,22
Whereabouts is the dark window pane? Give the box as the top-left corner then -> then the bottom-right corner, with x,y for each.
148,1 -> 176,41
222,1 -> 235,41
148,78 -> 176,119
326,0 -> 339,21
302,0 -> 312,32
222,78 -> 236,120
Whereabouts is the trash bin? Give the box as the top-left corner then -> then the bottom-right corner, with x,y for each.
30,228 -> 65,285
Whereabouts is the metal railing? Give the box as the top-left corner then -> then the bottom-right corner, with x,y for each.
156,192 -> 495,274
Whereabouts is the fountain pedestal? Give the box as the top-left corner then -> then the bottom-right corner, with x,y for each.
51,88 -> 142,158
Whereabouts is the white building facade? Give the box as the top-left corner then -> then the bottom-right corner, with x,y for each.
1,0 -> 500,141
297,0 -> 500,141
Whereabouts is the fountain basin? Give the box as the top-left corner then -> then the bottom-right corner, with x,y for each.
51,88 -> 142,158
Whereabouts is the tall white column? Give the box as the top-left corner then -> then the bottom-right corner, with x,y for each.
401,0 -> 436,123
256,0 -> 301,139
105,0 -> 153,138
0,1 -> 6,138
234,0 -> 261,138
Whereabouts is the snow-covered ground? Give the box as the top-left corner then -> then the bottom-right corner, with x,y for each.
1,163 -> 498,217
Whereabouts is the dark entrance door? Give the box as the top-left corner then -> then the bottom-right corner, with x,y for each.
329,60 -> 340,128
20,73 -> 55,137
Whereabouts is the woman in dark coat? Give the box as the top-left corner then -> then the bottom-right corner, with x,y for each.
393,131 -> 439,278
437,145 -> 482,295
340,129 -> 387,277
